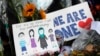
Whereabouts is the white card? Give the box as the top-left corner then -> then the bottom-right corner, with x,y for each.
12,19 -> 59,56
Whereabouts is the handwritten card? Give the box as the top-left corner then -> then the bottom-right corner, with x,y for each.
12,19 -> 59,56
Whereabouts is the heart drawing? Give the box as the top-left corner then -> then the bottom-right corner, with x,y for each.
78,18 -> 93,30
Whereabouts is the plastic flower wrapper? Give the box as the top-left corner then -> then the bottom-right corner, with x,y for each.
0,1 -> 5,53
58,39 -> 75,56
58,46 -> 72,56
0,1 -> 2,16
0,0 -> 9,37
55,32 -> 64,47
72,30 -> 100,51
32,0 -> 53,11
7,0 -> 53,23
60,0 -> 86,8
79,0 -> 86,2
60,0 -> 72,8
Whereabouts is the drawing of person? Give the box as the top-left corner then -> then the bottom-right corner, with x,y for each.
18,32 -> 27,55
48,29 -> 54,42
48,29 -> 56,48
29,29 -> 37,48
38,27 -> 48,49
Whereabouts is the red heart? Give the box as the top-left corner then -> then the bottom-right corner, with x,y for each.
78,18 -> 93,30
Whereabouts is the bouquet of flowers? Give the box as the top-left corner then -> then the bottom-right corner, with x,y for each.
7,0 -> 52,23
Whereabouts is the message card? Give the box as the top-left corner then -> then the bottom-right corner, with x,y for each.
47,2 -> 94,41
12,19 -> 59,56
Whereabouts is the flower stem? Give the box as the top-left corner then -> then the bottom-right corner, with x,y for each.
18,15 -> 22,23
32,16 -> 34,21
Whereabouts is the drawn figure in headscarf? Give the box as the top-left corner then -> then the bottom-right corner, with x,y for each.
29,29 -> 37,48
18,32 -> 27,55
38,27 -> 48,49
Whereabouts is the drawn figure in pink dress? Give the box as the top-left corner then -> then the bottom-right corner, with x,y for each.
29,29 -> 37,48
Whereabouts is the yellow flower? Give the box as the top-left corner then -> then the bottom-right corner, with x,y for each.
23,3 -> 36,17
39,9 -> 46,19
